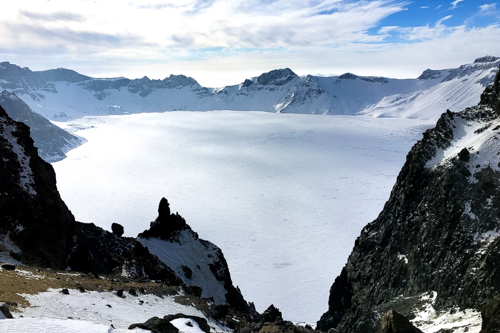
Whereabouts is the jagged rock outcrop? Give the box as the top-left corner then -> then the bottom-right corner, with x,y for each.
138,198 -> 249,312
0,91 -> 84,161
317,67 -> 500,332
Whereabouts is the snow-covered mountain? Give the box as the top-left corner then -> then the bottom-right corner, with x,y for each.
0,91 -> 84,162
1,56 -> 498,121
360,56 -> 500,120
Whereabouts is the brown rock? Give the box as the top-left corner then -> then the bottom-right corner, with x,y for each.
377,310 -> 422,333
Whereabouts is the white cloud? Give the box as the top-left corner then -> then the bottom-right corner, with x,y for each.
0,0 -> 409,51
479,3 -> 497,12
450,0 -> 465,9
0,0 -> 498,87
437,15 -> 453,25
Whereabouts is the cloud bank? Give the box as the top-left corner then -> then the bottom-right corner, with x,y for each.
0,0 -> 498,86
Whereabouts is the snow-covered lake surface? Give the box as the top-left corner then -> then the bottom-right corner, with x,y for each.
52,111 -> 432,323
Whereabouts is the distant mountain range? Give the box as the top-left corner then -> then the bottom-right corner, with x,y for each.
1,56 -> 499,122
0,91 -> 84,162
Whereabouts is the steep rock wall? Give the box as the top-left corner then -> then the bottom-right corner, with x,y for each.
317,67 -> 500,332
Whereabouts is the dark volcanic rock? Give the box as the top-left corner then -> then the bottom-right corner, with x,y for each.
1,264 -> 15,271
111,222 -> 124,237
317,66 -> 500,332
376,310 -> 422,333
0,302 -> 13,319
0,104 -> 78,268
261,304 -> 283,323
256,68 -> 297,86
129,316 -> 179,333
69,222 -> 181,284
138,198 -> 187,239
480,294 -> 500,333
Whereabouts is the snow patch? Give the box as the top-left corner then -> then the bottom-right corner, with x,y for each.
411,291 -> 481,333
139,230 -> 227,305
171,318 -> 207,333
426,114 -> 500,174
397,253 -> 408,264
0,317 -> 143,332
463,202 -> 478,220
12,288 -> 227,332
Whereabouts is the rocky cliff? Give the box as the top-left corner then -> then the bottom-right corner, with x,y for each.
317,66 -> 500,332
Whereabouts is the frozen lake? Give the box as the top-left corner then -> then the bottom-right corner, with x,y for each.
52,111 -> 431,323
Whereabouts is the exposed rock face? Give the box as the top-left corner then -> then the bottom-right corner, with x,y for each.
0,91 -> 84,161
481,294 -> 500,333
0,104 -> 77,268
138,198 -> 249,312
317,67 -> 500,332
377,310 -> 422,333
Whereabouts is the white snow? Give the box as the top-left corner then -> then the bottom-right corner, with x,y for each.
0,317 -> 148,332
171,318 -> 207,333
52,111 -> 431,322
425,114 -> 500,173
397,253 -> 408,264
464,202 -> 478,220
2,288 -> 228,333
410,292 -> 481,333
361,62 -> 499,122
4,57 -> 496,122
139,230 -> 227,305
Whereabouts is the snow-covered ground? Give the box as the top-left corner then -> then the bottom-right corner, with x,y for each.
52,111 -> 432,323
0,288 -> 228,333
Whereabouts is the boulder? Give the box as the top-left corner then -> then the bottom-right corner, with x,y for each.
0,303 -> 13,319
377,310 -> 422,333
129,316 -> 179,333
111,223 -> 124,237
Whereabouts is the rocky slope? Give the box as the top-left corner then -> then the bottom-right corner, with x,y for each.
0,57 -> 498,121
317,66 -> 500,332
0,90 -> 84,162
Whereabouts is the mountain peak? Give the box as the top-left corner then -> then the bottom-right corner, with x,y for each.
338,73 -> 358,80
162,74 -> 199,88
256,68 -> 298,86
474,55 -> 500,63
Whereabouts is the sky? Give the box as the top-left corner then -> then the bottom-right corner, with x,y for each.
0,0 -> 499,87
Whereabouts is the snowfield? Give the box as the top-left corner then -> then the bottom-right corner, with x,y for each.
0,288 -> 227,333
52,111 -> 433,323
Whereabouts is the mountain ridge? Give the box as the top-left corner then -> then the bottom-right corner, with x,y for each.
0,57 -> 498,122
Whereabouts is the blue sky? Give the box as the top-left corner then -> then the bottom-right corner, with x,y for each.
0,0 -> 499,86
